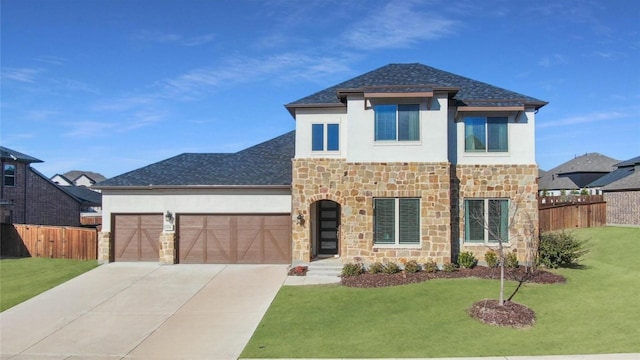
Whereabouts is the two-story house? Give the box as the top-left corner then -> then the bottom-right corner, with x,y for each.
0,146 -> 101,226
96,63 -> 546,266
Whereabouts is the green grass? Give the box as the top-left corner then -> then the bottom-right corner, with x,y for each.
0,257 -> 99,311
242,227 -> 640,358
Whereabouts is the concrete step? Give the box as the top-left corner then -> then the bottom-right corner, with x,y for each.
305,258 -> 343,277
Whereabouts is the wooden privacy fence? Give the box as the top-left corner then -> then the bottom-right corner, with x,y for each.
539,195 -> 606,232
0,224 -> 97,260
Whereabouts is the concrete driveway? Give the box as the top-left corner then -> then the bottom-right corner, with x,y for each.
0,262 -> 288,359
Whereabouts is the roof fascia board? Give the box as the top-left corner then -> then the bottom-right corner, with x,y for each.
94,184 -> 292,190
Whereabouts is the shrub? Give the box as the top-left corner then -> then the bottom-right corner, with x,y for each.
382,262 -> 401,274
538,231 -> 589,268
484,250 -> 499,268
423,260 -> 438,273
442,262 -> 458,272
457,251 -> 477,269
342,263 -> 364,277
403,260 -> 420,273
368,262 -> 385,274
505,252 -> 519,269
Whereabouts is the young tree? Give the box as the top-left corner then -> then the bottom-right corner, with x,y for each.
467,193 -> 537,306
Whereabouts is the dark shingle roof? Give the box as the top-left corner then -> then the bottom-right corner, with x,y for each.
286,63 -> 547,112
0,146 -> 43,163
64,186 -> 102,206
63,170 -> 107,184
538,153 -> 619,191
589,155 -> 640,189
602,171 -> 640,191
96,131 -> 295,187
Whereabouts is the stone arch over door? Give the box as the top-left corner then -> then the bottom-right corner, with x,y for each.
292,193 -> 346,262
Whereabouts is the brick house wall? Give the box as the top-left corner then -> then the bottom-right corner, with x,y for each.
604,191 -> 640,226
0,160 -> 82,226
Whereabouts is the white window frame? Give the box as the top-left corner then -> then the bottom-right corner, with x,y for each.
464,198 -> 510,245
311,122 -> 340,153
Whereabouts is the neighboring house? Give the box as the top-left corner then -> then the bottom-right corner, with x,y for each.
96,63 -> 546,265
51,170 -> 106,189
0,146 -> 102,226
538,153 -> 618,196
589,156 -> 640,226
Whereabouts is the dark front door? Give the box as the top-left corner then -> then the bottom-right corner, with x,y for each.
317,200 -> 340,255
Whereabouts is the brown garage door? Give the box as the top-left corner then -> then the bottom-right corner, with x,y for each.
113,214 -> 163,261
177,214 -> 291,264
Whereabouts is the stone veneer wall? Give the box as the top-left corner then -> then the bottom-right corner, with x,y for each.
453,164 -> 539,264
292,159 -> 451,264
97,231 -> 110,263
159,232 -> 176,264
604,191 -> 640,226
97,231 -> 176,264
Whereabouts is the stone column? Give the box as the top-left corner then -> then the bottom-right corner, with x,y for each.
97,231 -> 111,264
159,232 -> 176,264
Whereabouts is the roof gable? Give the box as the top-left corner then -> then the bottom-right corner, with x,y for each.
0,146 -> 43,163
285,63 -> 547,115
97,131 -> 295,187
538,152 -> 619,191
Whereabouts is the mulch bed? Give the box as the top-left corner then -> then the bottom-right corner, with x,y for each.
468,299 -> 536,328
340,266 -> 566,288
340,266 -> 564,329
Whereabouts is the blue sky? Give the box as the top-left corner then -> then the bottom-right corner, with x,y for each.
2,0 -> 639,178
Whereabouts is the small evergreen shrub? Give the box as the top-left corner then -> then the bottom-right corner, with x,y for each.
382,262 -> 401,274
341,263 -> 364,277
484,250 -> 499,268
368,262 -> 385,274
442,262 -> 458,272
457,251 -> 477,269
423,260 -> 438,273
403,260 -> 420,273
538,231 -> 589,268
505,252 -> 519,269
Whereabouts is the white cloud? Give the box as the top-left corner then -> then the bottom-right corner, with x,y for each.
130,30 -> 216,46
1,67 -> 43,83
538,54 -> 568,68
63,120 -> 116,138
342,0 -> 457,50
537,110 -> 634,129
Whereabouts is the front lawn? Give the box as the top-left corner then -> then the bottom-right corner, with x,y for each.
241,226 -> 640,358
0,257 -> 99,311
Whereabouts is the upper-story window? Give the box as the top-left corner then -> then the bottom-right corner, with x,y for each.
464,116 -> 508,152
374,104 -> 420,141
3,164 -> 16,187
312,123 -> 339,151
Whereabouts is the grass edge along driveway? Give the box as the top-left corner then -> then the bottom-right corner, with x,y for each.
0,257 -> 99,311
241,226 -> 640,358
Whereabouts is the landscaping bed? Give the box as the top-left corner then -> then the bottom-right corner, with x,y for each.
341,266 -> 566,288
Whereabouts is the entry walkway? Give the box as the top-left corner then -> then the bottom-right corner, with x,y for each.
0,263 -> 288,359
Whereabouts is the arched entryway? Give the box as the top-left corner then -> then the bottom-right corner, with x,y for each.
311,200 -> 341,258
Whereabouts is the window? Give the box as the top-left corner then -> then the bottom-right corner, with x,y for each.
464,116 -> 508,152
464,199 -> 509,243
374,104 -> 419,141
312,123 -> 339,151
3,164 -> 15,187
374,198 -> 420,245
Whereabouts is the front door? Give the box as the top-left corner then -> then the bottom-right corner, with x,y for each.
317,200 -> 340,255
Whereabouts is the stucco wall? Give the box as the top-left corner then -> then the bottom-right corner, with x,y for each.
101,187 -> 291,231
451,109 -> 537,165
294,95 -> 450,163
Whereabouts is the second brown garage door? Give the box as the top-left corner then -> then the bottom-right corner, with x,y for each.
177,214 -> 291,264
